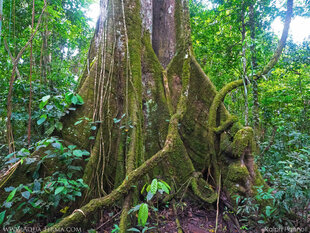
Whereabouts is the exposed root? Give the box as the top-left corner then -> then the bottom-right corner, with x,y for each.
119,193 -> 132,232
191,177 -> 217,204
172,200 -> 183,233
215,172 -> 221,233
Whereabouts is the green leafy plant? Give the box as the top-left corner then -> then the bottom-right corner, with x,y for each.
141,178 -> 171,202
235,146 -> 310,229
128,178 -> 170,230
111,224 -> 120,233
0,137 -> 90,227
37,93 -> 84,136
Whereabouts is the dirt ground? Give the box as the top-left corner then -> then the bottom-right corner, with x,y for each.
97,200 -> 241,233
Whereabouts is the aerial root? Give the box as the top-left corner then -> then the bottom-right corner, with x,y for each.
214,115 -> 238,134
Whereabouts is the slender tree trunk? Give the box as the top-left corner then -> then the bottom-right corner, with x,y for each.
27,0 -> 35,147
241,4 -> 249,126
249,2 -> 260,131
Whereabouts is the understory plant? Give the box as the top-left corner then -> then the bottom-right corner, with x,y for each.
0,137 -> 90,226
127,179 -> 171,232
235,146 -> 310,230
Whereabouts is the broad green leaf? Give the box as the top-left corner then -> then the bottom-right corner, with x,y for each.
76,94 -> 84,104
33,180 -> 41,191
39,101 -> 48,109
150,179 -> 158,194
4,202 -> 12,208
55,186 -> 65,195
73,149 -> 83,157
74,120 -> 83,125
4,186 -> 15,192
6,188 -> 17,202
138,203 -> 148,226
46,125 -> 55,135
21,191 -> 31,199
83,150 -> 90,156
146,191 -> 154,202
5,151 -> 17,159
127,228 -> 140,232
74,150 -> 89,157
65,92 -> 74,103
71,96 -> 78,105
46,105 -> 53,110
159,182 -> 169,194
159,179 -> 171,190
37,116 -> 47,125
73,191 -> 82,197
23,185 -> 33,193
0,210 -> 6,225
68,145 -> 77,150
55,122 -> 63,131
42,95 -> 51,102
128,204 -> 142,214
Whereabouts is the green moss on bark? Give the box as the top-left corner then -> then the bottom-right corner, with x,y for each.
224,161 -> 250,198
230,127 -> 256,158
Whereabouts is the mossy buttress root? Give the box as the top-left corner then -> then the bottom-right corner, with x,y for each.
191,176 -> 217,203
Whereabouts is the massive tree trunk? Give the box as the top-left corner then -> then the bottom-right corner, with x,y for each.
4,0 -> 293,231
47,0 -> 264,229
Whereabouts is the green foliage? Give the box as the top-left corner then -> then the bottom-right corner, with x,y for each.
0,0 -> 94,153
128,179 -> 170,230
138,203 -> 149,227
111,224 -> 120,233
36,92 -> 84,136
0,137 -> 90,227
127,225 -> 156,233
235,146 -> 310,229
141,179 -> 171,202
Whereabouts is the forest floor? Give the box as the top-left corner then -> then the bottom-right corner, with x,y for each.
96,199 -> 241,233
